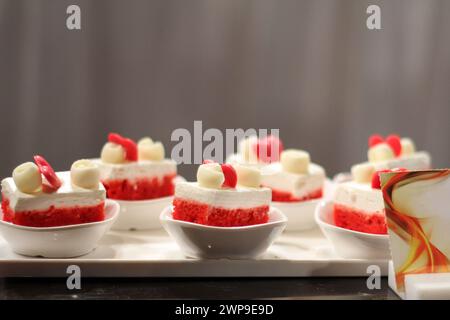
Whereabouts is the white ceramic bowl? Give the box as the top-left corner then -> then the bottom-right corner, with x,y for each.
160,206 -> 287,259
0,199 -> 119,258
272,199 -> 320,231
111,175 -> 185,231
112,196 -> 172,231
315,200 -> 390,260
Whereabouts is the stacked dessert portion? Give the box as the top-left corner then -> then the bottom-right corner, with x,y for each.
97,133 -> 177,200
261,149 -> 326,202
1,156 -> 105,227
173,161 -> 271,227
228,135 -> 326,203
333,134 -> 431,234
227,135 -> 284,168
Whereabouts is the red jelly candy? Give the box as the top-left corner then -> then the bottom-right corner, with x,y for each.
255,135 -> 284,163
368,134 -> 384,148
108,133 -> 137,161
33,155 -> 62,191
220,164 -> 237,188
386,134 -> 402,157
371,169 -> 389,189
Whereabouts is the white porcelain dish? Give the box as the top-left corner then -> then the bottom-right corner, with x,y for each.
112,196 -> 172,231
160,206 -> 287,259
272,199 -> 320,231
0,199 -> 119,258
315,200 -> 390,260
271,179 -> 335,232
111,176 -> 184,231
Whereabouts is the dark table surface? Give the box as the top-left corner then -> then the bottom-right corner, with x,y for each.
0,277 -> 399,300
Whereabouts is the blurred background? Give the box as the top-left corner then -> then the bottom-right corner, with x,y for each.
0,0 -> 449,180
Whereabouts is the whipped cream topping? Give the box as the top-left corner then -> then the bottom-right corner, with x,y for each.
226,154 -> 267,169
333,181 -> 384,213
370,151 -> 431,171
175,181 -> 271,209
260,162 -> 325,197
1,171 -> 105,212
95,158 -> 177,181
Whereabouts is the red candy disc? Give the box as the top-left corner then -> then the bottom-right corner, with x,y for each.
371,169 -> 389,189
386,134 -> 402,157
108,133 -> 138,161
33,155 -> 62,192
220,164 -> 237,188
368,134 -> 384,148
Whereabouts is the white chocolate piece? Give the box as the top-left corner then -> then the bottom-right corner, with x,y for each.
138,139 -> 165,161
12,162 -> 42,194
351,163 -> 375,183
368,143 -> 395,163
281,149 -> 310,174
197,163 -> 224,189
401,138 -> 416,156
138,137 -> 153,146
101,142 -> 126,164
235,164 -> 261,188
71,159 -> 100,189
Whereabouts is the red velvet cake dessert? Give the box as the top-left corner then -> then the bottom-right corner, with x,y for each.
173,162 -> 271,227
260,149 -> 326,202
333,134 -> 431,234
97,133 -> 177,200
227,134 -> 284,168
1,156 -> 105,227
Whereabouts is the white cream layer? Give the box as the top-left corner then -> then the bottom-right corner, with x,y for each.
95,158 -> 177,181
174,182 -> 271,209
260,162 -> 325,197
333,181 -> 384,213
226,154 -> 268,169
369,151 -> 431,171
335,151 -> 432,214
1,171 -> 105,212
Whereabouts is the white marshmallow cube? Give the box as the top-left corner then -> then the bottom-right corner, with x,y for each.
235,164 -> 261,188
71,159 -> 100,189
197,163 -> 224,189
12,162 -> 42,194
101,142 -> 126,164
281,149 -> 310,174
368,143 -> 395,163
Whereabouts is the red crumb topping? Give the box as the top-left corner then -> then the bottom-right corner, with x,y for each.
269,188 -> 322,202
102,173 -> 176,200
172,198 -> 269,227
333,203 -> 387,234
1,197 -> 105,227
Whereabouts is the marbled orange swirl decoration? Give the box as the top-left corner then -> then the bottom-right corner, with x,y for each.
382,170 -> 450,291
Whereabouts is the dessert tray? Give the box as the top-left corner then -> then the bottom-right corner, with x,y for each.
0,227 -> 388,278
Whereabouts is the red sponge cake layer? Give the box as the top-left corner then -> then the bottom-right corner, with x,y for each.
103,173 -> 176,200
1,198 -> 105,227
173,198 -> 269,227
271,188 -> 322,202
333,203 -> 387,234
